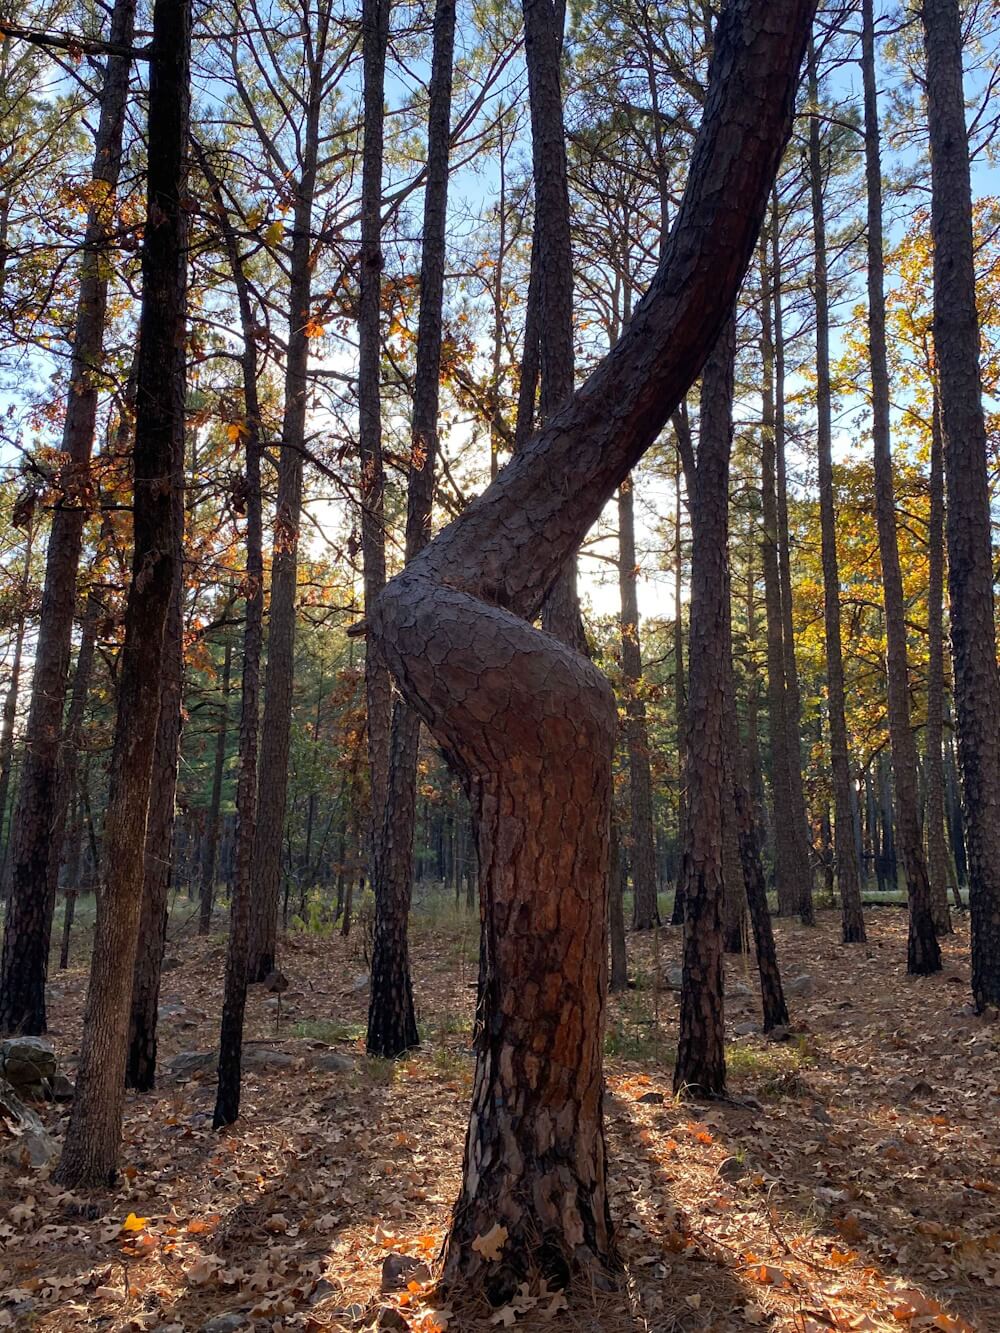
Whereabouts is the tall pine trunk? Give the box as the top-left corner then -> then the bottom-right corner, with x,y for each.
862,0 -> 940,975
925,396 -> 953,932
921,0 -> 1000,1006
126,562 -> 184,1091
367,0 -> 455,1058
247,15 -> 330,982
674,319 -> 735,1099
200,637 -> 232,935
0,522 -> 35,878
808,44 -> 865,943
618,481 -> 659,930
0,0 -> 136,1035
55,0 -> 190,1184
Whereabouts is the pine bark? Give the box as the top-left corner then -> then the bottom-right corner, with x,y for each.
674,319 -> 735,1099
0,0 -> 136,1035
54,0 -> 190,1185
126,561 -> 184,1091
925,396 -> 953,932
369,0 -> 815,1283
200,637 -> 232,935
618,481 -> 659,930
759,242 -> 799,918
862,0 -> 940,975
771,207 -> 815,925
247,14 -> 329,982
0,523 -> 35,877
921,0 -> 1000,1006
367,0 -> 455,1058
808,44 -> 865,943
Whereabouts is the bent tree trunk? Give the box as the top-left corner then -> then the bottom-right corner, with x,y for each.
0,0 -> 136,1036
55,0 -> 190,1187
922,0 -> 1000,1008
368,0 -> 815,1287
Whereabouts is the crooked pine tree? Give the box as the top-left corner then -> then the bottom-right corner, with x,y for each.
366,0 -> 816,1290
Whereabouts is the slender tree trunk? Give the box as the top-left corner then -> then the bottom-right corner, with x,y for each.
368,0 -> 814,1284
358,0 -> 393,941
808,45 -> 865,943
863,0 -> 940,975
55,0 -> 190,1184
619,482 -> 659,930
247,18 -> 329,982
674,319 -> 735,1099
925,395 -> 953,932
0,522 -> 35,875
367,0 -> 455,1058
759,239 -> 798,918
524,0 -> 587,654
608,816 -> 628,991
922,0 -> 1000,1005
671,450 -> 688,926
199,637 -> 232,935
0,0 -> 136,1035
771,206 -> 815,925
126,561 -> 184,1091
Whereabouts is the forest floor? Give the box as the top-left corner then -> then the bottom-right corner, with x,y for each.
1,899 -> 998,1333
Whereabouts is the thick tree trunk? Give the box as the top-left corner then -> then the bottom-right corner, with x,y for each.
862,0 -> 940,975
199,637 -> 232,935
367,0 -> 455,1059
722,776 -> 747,954
925,397 -> 953,933
618,482 -> 659,931
0,0 -> 135,1035
808,45 -> 865,943
54,0 -> 190,1185
922,0 -> 1000,1006
369,0 -> 814,1284
674,319 -> 735,1099
126,564 -> 184,1091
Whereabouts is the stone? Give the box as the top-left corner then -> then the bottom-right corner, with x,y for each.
309,1051 -> 354,1074
664,965 -> 684,990
381,1252 -> 431,1292
47,1073 -> 75,1102
0,1036 -> 57,1089
733,1022 -> 758,1037
717,1156 -> 747,1181
0,1078 -> 59,1168
351,973 -> 371,993
375,1307 -> 409,1330
726,982 -> 752,1000
201,1313 -> 248,1332
766,1025 -> 791,1043
785,974 -> 813,997
161,956 -> 183,972
241,1047 -> 295,1071
169,1050 -> 216,1078
636,1091 -> 665,1105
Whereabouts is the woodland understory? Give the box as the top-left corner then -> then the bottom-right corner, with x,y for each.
4,0 -> 1000,1325
0,903 -> 997,1333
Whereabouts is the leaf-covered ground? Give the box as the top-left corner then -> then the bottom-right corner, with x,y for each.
1,902 -> 998,1331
